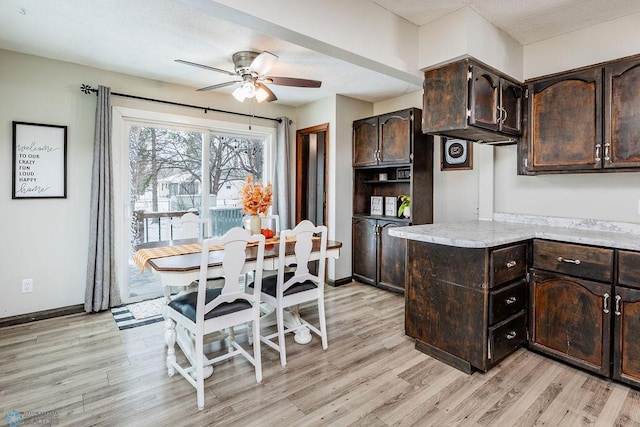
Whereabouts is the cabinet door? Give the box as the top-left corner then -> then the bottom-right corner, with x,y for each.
530,269 -> 611,376
353,117 -> 378,166
613,287 -> 640,388
499,78 -> 523,135
378,110 -> 412,164
526,68 -> 602,172
352,217 -> 377,285
604,58 -> 640,169
469,65 -> 500,132
378,221 -> 406,291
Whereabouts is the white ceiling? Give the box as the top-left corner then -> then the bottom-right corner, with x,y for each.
1,0 -> 639,107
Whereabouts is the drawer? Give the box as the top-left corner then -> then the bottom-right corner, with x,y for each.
489,279 -> 527,325
619,250 -> 640,289
533,240 -> 614,283
489,311 -> 526,363
491,243 -> 527,287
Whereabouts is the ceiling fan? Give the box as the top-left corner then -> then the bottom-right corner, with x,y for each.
175,51 -> 322,103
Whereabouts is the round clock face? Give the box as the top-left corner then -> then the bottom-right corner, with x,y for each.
444,139 -> 467,165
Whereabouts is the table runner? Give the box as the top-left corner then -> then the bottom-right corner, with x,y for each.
134,236 -> 293,272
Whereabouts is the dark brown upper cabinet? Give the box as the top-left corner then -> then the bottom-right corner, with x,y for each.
519,54 -> 640,174
423,58 -> 522,145
353,109 -> 414,166
469,65 -> 522,136
604,57 -> 640,169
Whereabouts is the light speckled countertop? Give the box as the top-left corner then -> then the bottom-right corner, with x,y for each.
388,213 -> 640,251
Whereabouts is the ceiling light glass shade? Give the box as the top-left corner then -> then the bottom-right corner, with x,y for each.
232,81 -> 257,102
255,86 -> 269,103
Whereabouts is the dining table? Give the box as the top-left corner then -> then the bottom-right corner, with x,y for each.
134,235 -> 342,377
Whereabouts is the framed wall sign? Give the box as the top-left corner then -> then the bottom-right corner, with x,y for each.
370,196 -> 383,216
441,138 -> 472,171
384,196 -> 398,217
12,121 -> 67,199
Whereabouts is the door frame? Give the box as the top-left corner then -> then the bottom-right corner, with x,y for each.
295,123 -> 329,227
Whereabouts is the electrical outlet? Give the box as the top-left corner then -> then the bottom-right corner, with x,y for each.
21,279 -> 33,293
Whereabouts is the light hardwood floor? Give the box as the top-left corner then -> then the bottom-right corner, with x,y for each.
1,281 -> 639,426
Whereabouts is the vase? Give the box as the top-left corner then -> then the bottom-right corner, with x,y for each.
244,214 -> 261,235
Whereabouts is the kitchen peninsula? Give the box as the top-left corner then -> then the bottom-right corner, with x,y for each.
389,214 -> 640,388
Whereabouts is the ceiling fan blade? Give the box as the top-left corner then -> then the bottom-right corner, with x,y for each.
249,51 -> 279,76
256,82 -> 278,102
175,59 -> 237,77
196,81 -> 240,91
267,76 -> 322,88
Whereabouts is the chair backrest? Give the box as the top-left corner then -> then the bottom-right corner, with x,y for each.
196,227 -> 265,326
261,214 -> 281,234
174,212 -> 210,239
277,220 -> 327,295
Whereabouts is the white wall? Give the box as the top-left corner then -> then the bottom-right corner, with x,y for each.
0,49 -> 296,318
418,7 -> 523,80
524,11 -> 640,79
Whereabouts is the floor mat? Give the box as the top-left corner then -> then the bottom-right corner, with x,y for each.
111,297 -> 164,330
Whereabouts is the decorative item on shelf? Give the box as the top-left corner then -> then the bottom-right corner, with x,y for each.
384,196 -> 397,217
397,167 -> 411,180
441,138 -> 473,170
239,175 -> 273,235
378,173 -> 388,181
398,195 -> 411,218
370,196 -> 383,216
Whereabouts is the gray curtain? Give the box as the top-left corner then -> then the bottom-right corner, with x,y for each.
273,117 -> 292,229
85,86 -> 120,312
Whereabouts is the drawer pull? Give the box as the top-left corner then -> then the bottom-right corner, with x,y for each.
557,256 -> 581,265
603,293 -> 610,314
506,331 -> 517,340
615,295 -> 621,316
505,296 -> 517,305
506,260 -> 517,268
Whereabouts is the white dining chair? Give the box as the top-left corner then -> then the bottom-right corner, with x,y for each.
172,212 -> 211,240
261,214 -> 281,234
165,227 -> 266,410
253,220 -> 328,367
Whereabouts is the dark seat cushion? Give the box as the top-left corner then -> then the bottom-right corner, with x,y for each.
249,272 -> 317,297
168,287 -> 251,322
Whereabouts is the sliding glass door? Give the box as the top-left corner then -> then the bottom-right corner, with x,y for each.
116,110 -> 274,302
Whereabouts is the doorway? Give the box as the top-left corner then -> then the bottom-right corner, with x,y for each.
295,124 -> 328,227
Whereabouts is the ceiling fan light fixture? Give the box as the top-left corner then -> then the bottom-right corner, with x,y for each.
232,86 -> 247,102
255,85 -> 269,103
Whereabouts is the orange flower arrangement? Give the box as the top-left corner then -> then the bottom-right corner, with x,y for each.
239,175 -> 273,215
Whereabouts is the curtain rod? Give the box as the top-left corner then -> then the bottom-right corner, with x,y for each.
80,84 -> 282,123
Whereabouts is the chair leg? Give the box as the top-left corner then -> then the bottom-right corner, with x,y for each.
276,306 -> 287,367
252,319 -> 262,382
165,318 -> 176,376
318,298 -> 328,350
195,338 -> 205,410
228,326 -> 235,354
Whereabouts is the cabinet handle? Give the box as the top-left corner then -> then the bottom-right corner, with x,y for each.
502,107 -> 508,124
557,256 -> 580,265
506,331 -> 517,340
506,260 -> 517,268
505,296 -> 517,305
604,143 -> 610,161
496,106 -> 503,123
595,144 -> 601,162
603,293 -> 610,314
615,295 -> 621,316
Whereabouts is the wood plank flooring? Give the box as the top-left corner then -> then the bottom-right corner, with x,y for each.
1,281 -> 639,426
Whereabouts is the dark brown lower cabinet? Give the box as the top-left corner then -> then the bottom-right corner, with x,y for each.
352,217 -> 407,292
529,269 -> 611,376
405,240 -> 527,374
613,286 -> 640,388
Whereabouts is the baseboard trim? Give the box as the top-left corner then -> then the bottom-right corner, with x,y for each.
0,304 -> 85,328
328,277 -> 353,287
